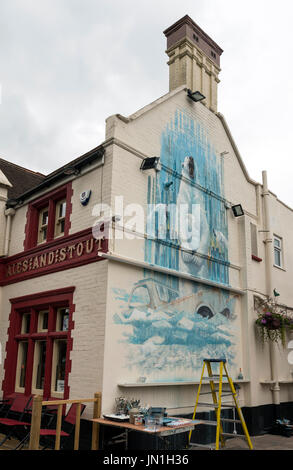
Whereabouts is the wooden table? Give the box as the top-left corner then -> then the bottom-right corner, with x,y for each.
92,417 -> 203,450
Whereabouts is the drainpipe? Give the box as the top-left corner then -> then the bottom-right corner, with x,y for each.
262,170 -> 280,409
4,208 -> 15,256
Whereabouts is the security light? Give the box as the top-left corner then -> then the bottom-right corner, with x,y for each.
187,89 -> 206,102
140,157 -> 160,171
231,204 -> 244,217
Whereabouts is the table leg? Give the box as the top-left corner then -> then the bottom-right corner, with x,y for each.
125,429 -> 128,450
101,425 -> 105,450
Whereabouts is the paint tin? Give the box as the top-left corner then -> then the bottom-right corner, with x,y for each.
134,415 -> 143,425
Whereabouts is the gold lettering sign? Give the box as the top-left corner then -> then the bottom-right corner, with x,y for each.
5,235 -> 105,279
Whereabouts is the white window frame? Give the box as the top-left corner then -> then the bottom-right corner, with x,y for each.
51,339 -> 67,397
31,340 -> 47,395
38,206 -> 49,245
273,235 -> 283,268
54,199 -> 67,238
15,341 -> 29,393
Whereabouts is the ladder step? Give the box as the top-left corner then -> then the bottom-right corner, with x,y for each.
196,402 -> 237,408
203,358 -> 226,363
189,442 -> 216,450
198,419 -> 242,426
221,432 -> 246,438
197,420 -> 218,426
202,376 -> 228,380
221,418 -> 242,424
199,391 -> 236,396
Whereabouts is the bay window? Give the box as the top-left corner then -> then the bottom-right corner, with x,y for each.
3,287 -> 75,399
24,182 -> 72,250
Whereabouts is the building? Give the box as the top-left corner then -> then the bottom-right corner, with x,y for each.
1,15 -> 293,444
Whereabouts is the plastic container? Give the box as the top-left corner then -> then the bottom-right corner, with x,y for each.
144,415 -> 156,431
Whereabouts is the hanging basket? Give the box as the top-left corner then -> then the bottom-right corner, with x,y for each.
255,299 -> 293,347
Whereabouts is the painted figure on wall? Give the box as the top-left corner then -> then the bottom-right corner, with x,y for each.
145,110 -> 229,286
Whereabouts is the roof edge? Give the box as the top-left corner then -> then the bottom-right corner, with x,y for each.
6,144 -> 105,207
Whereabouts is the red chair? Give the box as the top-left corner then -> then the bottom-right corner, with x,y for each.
16,403 -> 86,450
0,395 -> 32,447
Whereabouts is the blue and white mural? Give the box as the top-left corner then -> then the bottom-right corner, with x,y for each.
114,278 -> 237,381
113,111 -> 240,381
145,110 -> 229,285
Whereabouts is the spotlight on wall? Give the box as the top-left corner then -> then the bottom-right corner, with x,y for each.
187,89 -> 206,102
231,204 -> 244,217
140,157 -> 160,171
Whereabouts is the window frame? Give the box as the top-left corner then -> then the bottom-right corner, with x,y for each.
54,198 -> 67,239
3,287 -> 75,400
273,235 -> 283,268
24,182 -> 73,251
15,340 -> 29,393
37,206 -> 49,245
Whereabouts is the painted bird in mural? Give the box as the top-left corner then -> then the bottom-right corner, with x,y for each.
176,156 -> 210,278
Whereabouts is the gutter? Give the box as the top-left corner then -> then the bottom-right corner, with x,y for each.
3,208 -> 15,256
262,170 -> 280,407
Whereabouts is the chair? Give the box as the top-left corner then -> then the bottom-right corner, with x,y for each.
16,402 -> 86,450
0,394 -> 16,417
0,395 -> 33,447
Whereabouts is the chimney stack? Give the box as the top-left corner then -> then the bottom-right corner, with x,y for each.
163,15 -> 223,112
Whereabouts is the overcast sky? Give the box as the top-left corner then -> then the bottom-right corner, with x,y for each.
1,0 -> 293,206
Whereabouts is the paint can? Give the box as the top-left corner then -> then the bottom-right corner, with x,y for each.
134,415 -> 143,425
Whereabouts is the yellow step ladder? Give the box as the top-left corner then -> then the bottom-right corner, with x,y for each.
188,358 -> 253,450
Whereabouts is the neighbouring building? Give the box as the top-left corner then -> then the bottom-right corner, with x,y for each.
1,15 -> 293,445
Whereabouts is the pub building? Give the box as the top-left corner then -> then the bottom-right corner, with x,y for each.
1,16 -> 293,448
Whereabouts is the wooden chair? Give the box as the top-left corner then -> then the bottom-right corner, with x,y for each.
15,403 -> 86,450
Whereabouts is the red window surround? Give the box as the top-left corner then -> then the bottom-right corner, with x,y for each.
24,182 -> 73,250
2,287 -> 75,400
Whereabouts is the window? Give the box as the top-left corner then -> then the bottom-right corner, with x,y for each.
38,310 -> 49,332
274,235 -> 283,268
38,207 -> 49,244
21,313 -> 31,334
3,287 -> 75,399
37,198 -> 66,245
24,183 -> 72,250
56,307 -> 69,332
33,340 -> 47,393
52,340 -> 67,393
16,341 -> 28,391
55,199 -> 67,238
250,223 -> 258,258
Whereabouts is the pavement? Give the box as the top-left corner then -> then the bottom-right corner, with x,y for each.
215,433 -> 293,450
1,432 -> 293,450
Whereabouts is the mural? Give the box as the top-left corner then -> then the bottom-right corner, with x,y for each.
113,277 -> 238,381
145,109 -> 229,285
113,111 -> 240,381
